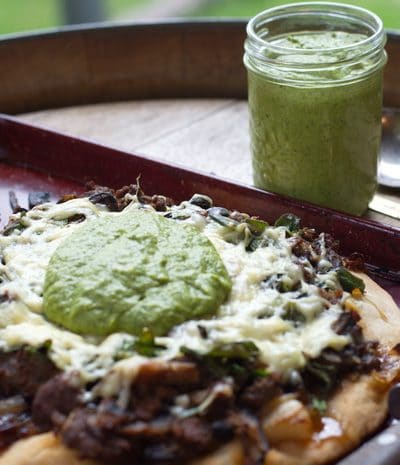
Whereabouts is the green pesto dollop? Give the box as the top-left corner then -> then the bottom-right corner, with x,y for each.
43,210 -> 232,337
247,31 -> 384,215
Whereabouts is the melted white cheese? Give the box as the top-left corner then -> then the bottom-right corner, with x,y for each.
0,196 -> 349,389
159,220 -> 348,373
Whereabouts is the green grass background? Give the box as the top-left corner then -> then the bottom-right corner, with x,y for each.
0,0 -> 146,35
195,0 -> 400,29
0,0 -> 399,35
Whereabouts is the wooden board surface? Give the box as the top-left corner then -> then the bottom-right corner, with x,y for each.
20,99 -> 400,228
1,23 -> 399,229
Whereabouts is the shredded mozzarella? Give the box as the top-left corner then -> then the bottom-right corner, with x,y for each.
0,196 -> 350,390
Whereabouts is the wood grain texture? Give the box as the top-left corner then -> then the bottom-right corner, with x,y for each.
0,22 -> 399,114
0,22 -> 398,227
0,21 -> 247,114
20,99 -> 400,228
20,100 -> 234,153
3,113 -> 399,277
384,34 -> 400,107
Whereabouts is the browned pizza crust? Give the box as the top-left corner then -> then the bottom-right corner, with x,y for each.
263,273 -> 400,465
347,274 -> 400,349
0,433 -> 97,465
264,374 -> 390,465
0,434 -> 244,465
0,273 -> 399,465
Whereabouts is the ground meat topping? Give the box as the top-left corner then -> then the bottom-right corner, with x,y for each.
32,372 -> 82,431
84,182 -> 174,212
0,349 -> 59,399
0,188 -> 384,464
239,377 -> 280,410
29,358 -> 273,465
0,350 -> 58,447
0,396 -> 38,450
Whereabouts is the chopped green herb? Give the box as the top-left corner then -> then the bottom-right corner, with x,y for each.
305,360 -> 336,392
337,267 -> 365,293
264,274 -> 300,293
133,328 -> 166,357
246,218 -> 268,235
246,236 -> 270,252
282,302 -> 306,324
253,367 -> 270,378
207,341 -> 260,361
24,339 -> 52,355
181,341 -> 261,378
287,35 -> 301,45
311,396 -> 327,414
117,329 -> 166,359
274,213 -> 301,232
42,339 -> 53,352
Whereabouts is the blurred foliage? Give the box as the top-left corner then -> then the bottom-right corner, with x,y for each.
109,0 -> 148,16
0,0 -> 145,35
0,0 -> 59,34
0,0 -> 398,35
195,0 -> 400,29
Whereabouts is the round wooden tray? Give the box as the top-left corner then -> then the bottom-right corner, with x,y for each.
1,20 -> 399,113
0,20 -> 399,226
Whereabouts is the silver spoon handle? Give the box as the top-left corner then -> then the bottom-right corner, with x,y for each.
369,194 -> 400,220
337,421 -> 400,465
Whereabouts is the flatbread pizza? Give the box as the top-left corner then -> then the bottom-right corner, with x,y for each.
0,183 -> 399,465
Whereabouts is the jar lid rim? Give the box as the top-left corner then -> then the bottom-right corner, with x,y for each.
246,1 -> 385,55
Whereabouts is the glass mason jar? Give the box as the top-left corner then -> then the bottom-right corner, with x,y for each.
244,2 -> 387,215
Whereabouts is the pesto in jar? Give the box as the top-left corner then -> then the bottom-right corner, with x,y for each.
244,4 -> 387,216
43,209 -> 232,337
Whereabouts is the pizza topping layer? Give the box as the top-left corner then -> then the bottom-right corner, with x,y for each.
0,184 -> 385,464
0,187 -> 353,383
0,348 -> 58,449
43,210 -> 231,336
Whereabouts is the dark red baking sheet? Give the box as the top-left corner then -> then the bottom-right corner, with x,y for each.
0,112 -> 400,464
0,113 -> 399,306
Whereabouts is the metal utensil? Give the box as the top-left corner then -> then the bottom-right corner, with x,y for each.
379,108 -> 400,188
336,383 -> 400,465
369,193 -> 400,220
336,420 -> 400,465
389,384 -> 400,420
337,382 -> 400,465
